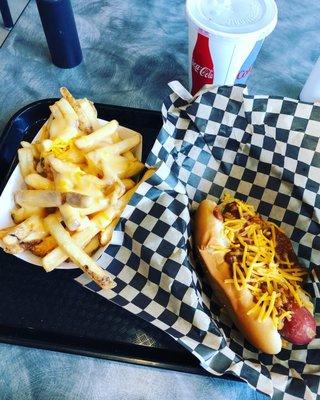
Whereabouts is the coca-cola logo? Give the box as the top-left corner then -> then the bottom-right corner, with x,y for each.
237,65 -> 253,80
192,60 -> 214,79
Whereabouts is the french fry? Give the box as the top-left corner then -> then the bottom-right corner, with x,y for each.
74,186 -> 104,199
99,168 -> 155,237
49,103 -> 63,120
82,158 -> 102,176
140,167 -> 156,182
29,235 -> 57,258
20,141 -> 32,148
77,174 -> 106,188
0,215 -> 48,254
76,98 -> 100,132
48,99 -> 79,140
15,190 -> 62,208
11,206 -> 46,224
102,168 -> 154,217
75,120 -> 119,151
61,147 -> 86,164
60,87 -> 100,133
120,160 -> 145,179
86,153 -> 143,179
105,181 -> 126,204
79,198 -> 109,216
121,178 -> 135,190
99,217 -> 120,246
59,203 -> 90,231
123,151 -> 136,161
86,154 -> 131,178
18,148 -> 35,178
60,87 -> 78,110
48,156 -> 82,176
1,233 -> 23,254
42,221 -> 99,271
98,169 -> 156,246
44,214 -> 115,289
37,139 -> 53,153
111,129 -> 120,143
87,135 -> 140,160
21,142 -> 39,158
0,227 -> 14,240
74,175 -> 105,198
84,235 -> 100,256
25,173 -> 54,190
59,203 -> 82,231
53,171 -> 74,192
49,121 -> 78,141
92,206 -> 119,230
65,192 -> 93,208
51,161 -> 103,196
101,160 -> 120,185
37,115 -> 52,142
55,98 -> 78,126
120,168 -> 155,204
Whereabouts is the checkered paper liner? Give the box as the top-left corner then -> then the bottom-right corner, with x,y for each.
76,82 -> 320,400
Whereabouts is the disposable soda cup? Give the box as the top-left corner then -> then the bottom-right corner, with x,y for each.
300,56 -> 320,103
186,0 -> 278,95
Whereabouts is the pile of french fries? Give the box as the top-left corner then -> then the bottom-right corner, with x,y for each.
0,88 -> 154,289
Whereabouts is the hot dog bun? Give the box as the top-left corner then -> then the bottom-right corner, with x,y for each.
194,199 -> 282,354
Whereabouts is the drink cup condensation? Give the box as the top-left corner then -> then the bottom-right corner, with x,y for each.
186,0 -> 278,95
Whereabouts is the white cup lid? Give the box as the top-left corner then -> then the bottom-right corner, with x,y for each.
186,0 -> 278,39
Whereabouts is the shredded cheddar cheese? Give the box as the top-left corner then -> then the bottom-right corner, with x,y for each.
37,137 -> 86,192
42,138 -> 75,159
218,193 -> 308,329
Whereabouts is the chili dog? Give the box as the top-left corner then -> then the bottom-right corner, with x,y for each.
194,194 -> 316,354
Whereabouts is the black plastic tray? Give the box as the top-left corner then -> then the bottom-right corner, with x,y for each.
0,100 -> 208,375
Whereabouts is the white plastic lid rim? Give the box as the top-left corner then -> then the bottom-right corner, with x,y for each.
186,0 -> 278,40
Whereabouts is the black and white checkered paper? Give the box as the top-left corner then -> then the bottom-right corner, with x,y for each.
76,82 -> 320,400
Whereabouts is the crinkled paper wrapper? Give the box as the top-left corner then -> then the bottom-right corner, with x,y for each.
76,82 -> 320,400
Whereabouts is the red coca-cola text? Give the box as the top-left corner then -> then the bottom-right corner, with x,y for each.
192,61 -> 214,79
